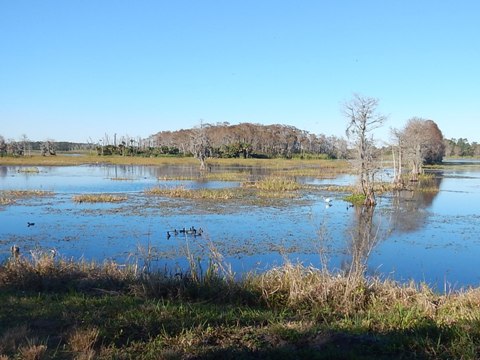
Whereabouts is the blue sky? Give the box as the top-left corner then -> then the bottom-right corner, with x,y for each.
1,1 -> 478,143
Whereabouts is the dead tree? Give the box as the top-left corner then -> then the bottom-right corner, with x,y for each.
344,94 -> 386,206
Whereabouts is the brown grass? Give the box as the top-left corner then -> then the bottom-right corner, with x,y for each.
68,328 -> 99,359
2,190 -> 53,198
145,186 -> 238,200
72,194 -> 128,203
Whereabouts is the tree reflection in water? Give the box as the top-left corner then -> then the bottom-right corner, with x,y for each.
345,205 -> 379,277
344,175 -> 443,279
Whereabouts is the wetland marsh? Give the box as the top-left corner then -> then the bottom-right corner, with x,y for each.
1,158 -> 480,289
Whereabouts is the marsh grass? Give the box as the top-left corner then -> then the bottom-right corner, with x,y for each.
72,194 -> 128,203
2,252 -> 480,359
3,190 -> 53,198
145,186 -> 239,200
244,176 -> 301,192
16,167 -> 40,173
160,171 -> 250,182
0,190 -> 54,207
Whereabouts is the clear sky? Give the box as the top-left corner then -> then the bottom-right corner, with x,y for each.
1,1 -> 479,143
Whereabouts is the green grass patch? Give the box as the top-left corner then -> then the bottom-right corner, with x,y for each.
344,193 -> 366,205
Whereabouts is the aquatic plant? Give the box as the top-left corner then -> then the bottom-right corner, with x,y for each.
145,186 -> 238,200
244,176 -> 301,192
16,167 -> 40,173
72,194 -> 128,203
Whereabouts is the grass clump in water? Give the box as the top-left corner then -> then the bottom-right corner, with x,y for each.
16,167 -> 40,173
72,194 -> 128,203
3,190 -> 53,198
242,176 -> 302,198
0,190 -> 54,206
344,193 -> 366,205
145,186 -> 238,200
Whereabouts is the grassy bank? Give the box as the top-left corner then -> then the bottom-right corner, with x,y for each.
0,154 -> 350,170
1,254 -> 480,359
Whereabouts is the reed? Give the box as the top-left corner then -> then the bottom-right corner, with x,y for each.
244,176 -> 302,192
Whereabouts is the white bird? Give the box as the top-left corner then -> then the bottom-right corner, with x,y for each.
323,197 -> 332,203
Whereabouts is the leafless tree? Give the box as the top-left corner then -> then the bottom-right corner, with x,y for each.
344,94 -> 387,206
41,139 -> 56,156
390,128 -> 405,187
189,120 -> 211,170
20,134 -> 31,156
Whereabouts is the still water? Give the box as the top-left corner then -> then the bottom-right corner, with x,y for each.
1,161 -> 480,289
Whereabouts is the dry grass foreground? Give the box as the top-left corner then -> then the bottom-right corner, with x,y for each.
1,252 -> 480,359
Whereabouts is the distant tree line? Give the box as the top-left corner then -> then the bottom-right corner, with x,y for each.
0,135 -> 90,157
149,122 -> 349,160
444,138 -> 480,157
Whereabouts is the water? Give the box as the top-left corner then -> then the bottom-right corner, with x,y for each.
1,161 -> 480,289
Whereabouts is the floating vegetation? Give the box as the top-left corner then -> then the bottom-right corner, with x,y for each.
0,190 -> 53,207
343,193 -> 366,205
0,197 -> 14,205
145,186 -> 238,200
110,177 -> 134,181
72,194 -> 128,203
17,167 -> 40,173
2,190 -> 54,198
159,172 -> 249,182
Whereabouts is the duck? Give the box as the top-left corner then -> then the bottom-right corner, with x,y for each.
27,222 -> 35,227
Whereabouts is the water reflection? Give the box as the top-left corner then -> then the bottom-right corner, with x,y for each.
345,206 -> 379,276
389,176 -> 442,233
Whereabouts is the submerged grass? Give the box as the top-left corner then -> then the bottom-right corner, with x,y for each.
2,252 -> 480,359
72,194 -> 128,203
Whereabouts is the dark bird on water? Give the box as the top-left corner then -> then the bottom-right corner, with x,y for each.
27,222 -> 35,227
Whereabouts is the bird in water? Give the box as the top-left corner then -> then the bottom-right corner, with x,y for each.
27,222 -> 35,227
323,197 -> 332,204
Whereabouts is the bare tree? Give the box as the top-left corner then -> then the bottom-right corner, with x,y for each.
20,134 -> 31,157
41,139 -> 56,156
189,120 -> 211,170
390,128 -> 405,187
344,94 -> 386,206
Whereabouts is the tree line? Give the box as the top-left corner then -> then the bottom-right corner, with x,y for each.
0,135 -> 89,157
149,122 -> 349,161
